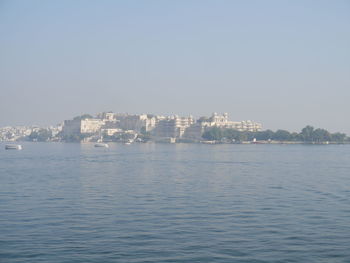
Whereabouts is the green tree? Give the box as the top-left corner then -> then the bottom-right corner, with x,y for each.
28,129 -> 52,142
273,130 -> 291,141
202,127 -> 223,140
313,128 -> 331,142
301,125 -> 315,142
289,132 -> 299,141
331,132 -> 346,142
254,130 -> 275,140
223,129 -> 241,141
236,132 -> 248,142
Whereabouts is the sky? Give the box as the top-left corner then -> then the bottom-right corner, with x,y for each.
0,0 -> 349,133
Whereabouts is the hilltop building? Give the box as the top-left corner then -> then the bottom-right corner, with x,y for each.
62,118 -> 104,137
116,114 -> 156,132
97,112 -> 116,121
62,119 -> 80,137
199,113 -> 262,131
61,112 -> 262,142
183,113 -> 262,141
97,112 -> 157,133
81,119 -> 105,134
182,123 -> 207,141
153,115 -> 194,139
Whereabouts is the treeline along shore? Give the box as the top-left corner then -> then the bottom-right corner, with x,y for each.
201,125 -> 349,144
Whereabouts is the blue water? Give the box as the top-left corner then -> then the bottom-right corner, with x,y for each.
1,142 -> 350,263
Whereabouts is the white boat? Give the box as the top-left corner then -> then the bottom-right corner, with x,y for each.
125,139 -> 134,145
94,143 -> 109,148
5,144 -> 22,150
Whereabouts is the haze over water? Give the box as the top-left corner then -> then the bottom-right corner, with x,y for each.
1,143 -> 350,262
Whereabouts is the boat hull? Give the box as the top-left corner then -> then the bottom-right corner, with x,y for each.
5,144 -> 22,150
94,143 -> 109,148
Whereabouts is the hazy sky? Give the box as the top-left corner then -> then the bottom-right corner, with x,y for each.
1,0 -> 349,133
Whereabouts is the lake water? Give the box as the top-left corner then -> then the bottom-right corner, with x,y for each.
1,142 -> 350,262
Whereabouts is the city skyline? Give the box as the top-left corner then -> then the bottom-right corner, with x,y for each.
0,108 -> 349,135
2,110 -> 347,144
1,1 -> 349,133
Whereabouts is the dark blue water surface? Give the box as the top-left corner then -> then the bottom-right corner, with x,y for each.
1,142 -> 350,262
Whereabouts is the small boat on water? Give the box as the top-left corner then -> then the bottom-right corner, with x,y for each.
125,139 -> 134,145
5,144 -> 22,150
94,143 -> 109,148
